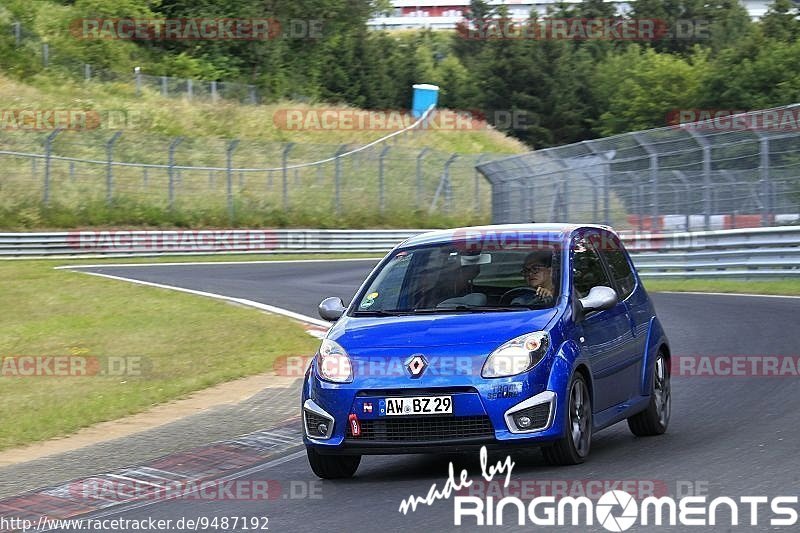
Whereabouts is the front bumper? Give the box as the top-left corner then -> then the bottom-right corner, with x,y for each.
302,371 -> 566,454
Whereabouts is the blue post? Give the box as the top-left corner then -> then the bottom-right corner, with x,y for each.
411,84 -> 439,118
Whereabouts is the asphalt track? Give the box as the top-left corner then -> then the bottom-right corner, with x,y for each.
54,260 -> 800,531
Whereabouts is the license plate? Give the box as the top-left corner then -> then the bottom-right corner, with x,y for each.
383,396 -> 452,416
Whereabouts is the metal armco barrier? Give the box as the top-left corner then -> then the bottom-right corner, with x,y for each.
1,226 -> 799,278
0,229 -> 423,257
622,226 -> 800,278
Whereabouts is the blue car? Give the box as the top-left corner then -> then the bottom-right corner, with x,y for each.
302,224 -> 671,478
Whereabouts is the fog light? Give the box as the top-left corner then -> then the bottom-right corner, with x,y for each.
303,399 -> 334,439
515,415 -> 532,429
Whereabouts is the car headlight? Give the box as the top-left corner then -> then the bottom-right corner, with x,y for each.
482,331 -> 550,378
316,338 -> 353,383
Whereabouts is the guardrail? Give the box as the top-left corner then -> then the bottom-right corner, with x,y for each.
1,226 -> 799,277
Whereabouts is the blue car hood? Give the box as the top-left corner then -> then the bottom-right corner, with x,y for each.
328,309 -> 559,350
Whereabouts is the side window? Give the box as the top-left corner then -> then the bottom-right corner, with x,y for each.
572,235 -> 612,299
600,233 -> 637,300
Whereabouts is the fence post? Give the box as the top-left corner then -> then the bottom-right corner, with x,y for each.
161,76 -> 168,97
757,135 -> 771,226
671,171 -> 690,231
334,145 -> 348,215
42,129 -> 61,206
168,137 -> 183,209
632,133 -> 659,229
134,67 -> 142,95
42,43 -> 49,68
430,154 -> 458,213
84,64 -> 91,81
105,131 -> 122,204
416,148 -> 429,207
13,22 -> 20,46
582,142 -> 612,225
687,130 -> 712,231
474,154 -> 489,214
378,146 -> 390,214
282,143 -> 294,210
211,81 -> 218,103
444,154 -> 458,213
226,139 -> 240,223
187,79 -> 193,100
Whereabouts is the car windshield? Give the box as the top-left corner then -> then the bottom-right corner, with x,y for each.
353,242 -> 561,315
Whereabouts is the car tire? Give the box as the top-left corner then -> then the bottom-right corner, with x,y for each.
542,373 -> 592,466
306,447 -> 361,479
627,351 -> 671,436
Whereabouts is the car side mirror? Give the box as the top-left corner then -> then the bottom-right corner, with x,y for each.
318,297 -> 346,322
579,286 -> 618,315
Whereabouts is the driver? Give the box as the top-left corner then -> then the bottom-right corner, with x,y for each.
512,250 -> 555,306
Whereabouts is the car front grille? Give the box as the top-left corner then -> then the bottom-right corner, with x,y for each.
348,416 -> 494,442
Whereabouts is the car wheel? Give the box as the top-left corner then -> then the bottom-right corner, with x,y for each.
306,447 -> 361,479
542,373 -> 592,466
627,350 -> 671,436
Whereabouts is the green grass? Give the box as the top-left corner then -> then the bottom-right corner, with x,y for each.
0,257 -> 321,450
0,73 -> 525,230
643,278 -> 800,296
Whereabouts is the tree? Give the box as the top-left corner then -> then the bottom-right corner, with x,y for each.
575,0 -> 617,18
761,0 -> 800,42
592,45 -> 708,135
699,38 -> 800,109
629,0 -> 752,54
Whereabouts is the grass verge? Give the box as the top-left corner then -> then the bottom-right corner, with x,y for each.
0,257 -> 321,451
643,278 -> 800,296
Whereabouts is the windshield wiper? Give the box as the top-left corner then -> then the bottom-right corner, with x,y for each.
353,305 -> 540,317
433,305 -> 533,312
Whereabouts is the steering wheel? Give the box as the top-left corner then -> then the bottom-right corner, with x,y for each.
499,287 -> 537,305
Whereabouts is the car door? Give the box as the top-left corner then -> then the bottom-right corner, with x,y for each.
595,230 -> 648,401
572,232 -> 634,412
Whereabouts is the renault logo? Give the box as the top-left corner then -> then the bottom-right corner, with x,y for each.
406,354 -> 428,378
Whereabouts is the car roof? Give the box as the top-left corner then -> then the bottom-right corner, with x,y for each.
397,223 -> 616,249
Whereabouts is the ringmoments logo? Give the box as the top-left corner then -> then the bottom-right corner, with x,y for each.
450,490 -> 799,528
397,447 -> 799,529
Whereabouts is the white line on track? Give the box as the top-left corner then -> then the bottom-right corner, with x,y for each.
54,257 -> 381,269
657,290 -> 800,299
68,270 -> 331,327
